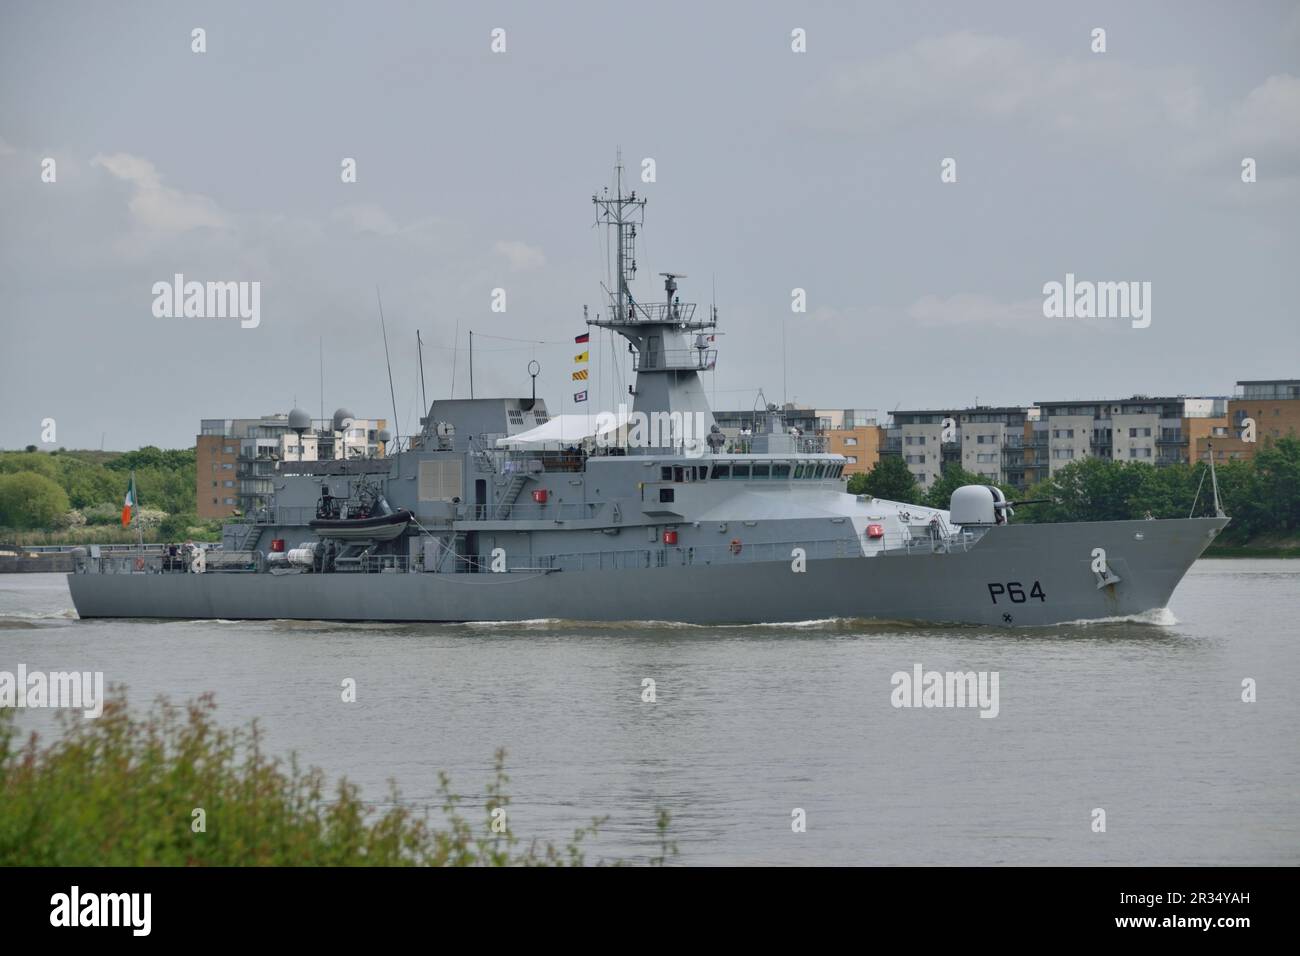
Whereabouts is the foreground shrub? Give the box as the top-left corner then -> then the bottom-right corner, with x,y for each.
0,691 -> 674,866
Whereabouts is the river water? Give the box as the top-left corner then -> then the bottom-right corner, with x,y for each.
1,560 -> 1296,865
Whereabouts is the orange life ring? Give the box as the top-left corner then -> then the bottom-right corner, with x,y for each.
134,557 -> 145,571
728,539 -> 742,555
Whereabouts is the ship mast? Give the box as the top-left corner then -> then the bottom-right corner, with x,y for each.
593,151 -> 646,319
589,154 -> 719,453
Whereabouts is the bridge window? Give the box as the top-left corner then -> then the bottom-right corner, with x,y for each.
659,488 -> 675,503
812,465 -> 825,479
771,464 -> 791,479
794,463 -> 805,479
712,464 -> 730,479
751,464 -> 770,479
661,466 -> 673,481
732,464 -> 751,479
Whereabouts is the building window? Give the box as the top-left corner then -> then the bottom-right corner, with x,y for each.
223,497 -> 235,505
223,445 -> 235,454
844,437 -> 858,446
846,456 -> 858,464
1054,449 -> 1075,460
1129,448 -> 1152,459
221,463 -> 233,470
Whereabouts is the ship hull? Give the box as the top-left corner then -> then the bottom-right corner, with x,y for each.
67,517 -> 1227,627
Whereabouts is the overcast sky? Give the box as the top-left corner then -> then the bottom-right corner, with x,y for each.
2,0 -> 1297,450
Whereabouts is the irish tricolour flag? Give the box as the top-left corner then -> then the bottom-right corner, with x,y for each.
121,473 -> 137,528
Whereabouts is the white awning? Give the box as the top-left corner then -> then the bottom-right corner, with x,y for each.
495,410 -> 631,449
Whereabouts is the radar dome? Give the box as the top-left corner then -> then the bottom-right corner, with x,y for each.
288,408 -> 312,432
332,408 -> 355,431
377,428 -> 392,443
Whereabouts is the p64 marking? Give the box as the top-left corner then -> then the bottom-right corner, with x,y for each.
988,581 -> 1046,604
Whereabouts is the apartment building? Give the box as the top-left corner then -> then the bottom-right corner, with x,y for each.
816,409 -> 882,476
884,406 -> 1032,490
196,412 -> 387,519
1034,396 -> 1227,476
1193,379 -> 1300,463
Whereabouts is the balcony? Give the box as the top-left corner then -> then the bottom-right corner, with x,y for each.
632,348 -> 718,372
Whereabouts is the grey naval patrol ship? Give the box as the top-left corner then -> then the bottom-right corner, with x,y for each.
68,165 -> 1229,627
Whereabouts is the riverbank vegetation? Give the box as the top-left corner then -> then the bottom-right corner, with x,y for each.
0,691 -> 676,866
0,447 -> 220,543
848,438 -> 1299,550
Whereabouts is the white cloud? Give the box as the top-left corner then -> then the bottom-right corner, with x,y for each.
905,293 -> 1045,329
91,151 -> 227,233
331,202 -> 400,236
493,239 -> 545,271
809,32 -> 1300,190
814,32 -> 1206,140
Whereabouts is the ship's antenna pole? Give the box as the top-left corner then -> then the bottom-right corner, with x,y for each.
712,274 -> 718,409
319,336 -> 324,433
782,317 -> 788,408
417,330 -> 428,412
450,320 -> 459,398
615,149 -> 624,311
469,331 -> 475,399
376,286 -> 401,451
1206,441 -> 1226,517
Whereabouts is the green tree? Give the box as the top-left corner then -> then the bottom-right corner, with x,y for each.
848,456 -> 920,502
1245,436 -> 1300,533
54,457 -> 120,510
0,472 -> 71,529
158,511 -> 206,540
1018,458 -> 1148,523
0,451 -> 59,481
